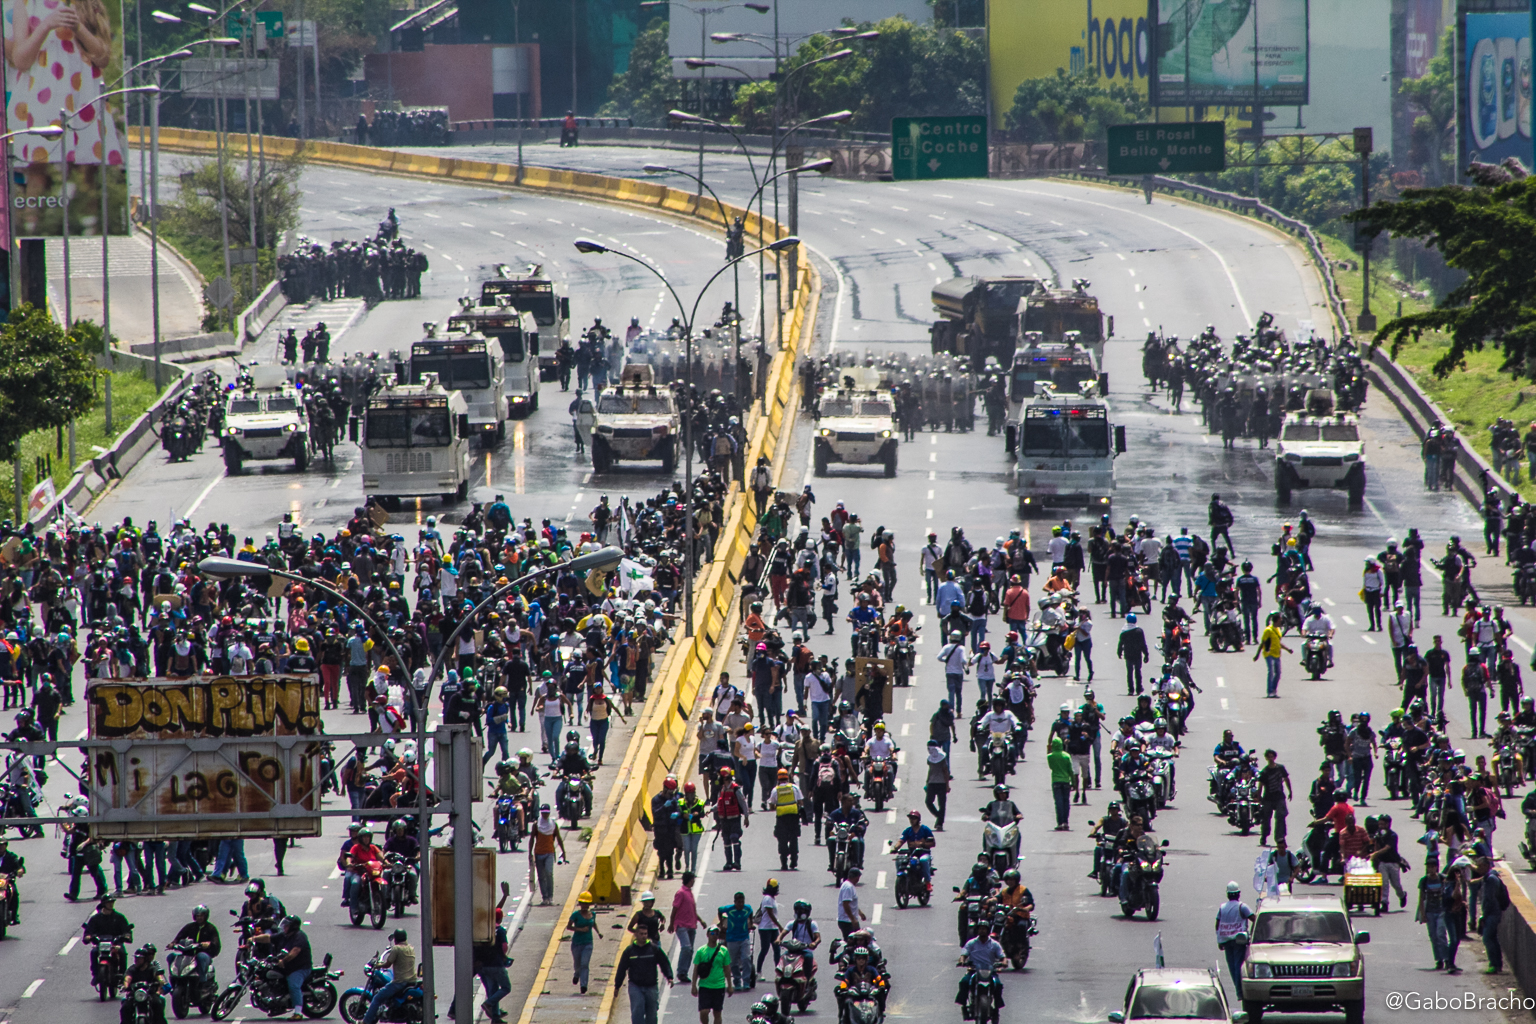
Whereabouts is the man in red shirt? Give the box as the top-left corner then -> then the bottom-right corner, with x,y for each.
1309,791 -> 1354,881
714,769 -> 751,871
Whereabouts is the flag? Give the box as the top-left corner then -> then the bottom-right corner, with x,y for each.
26,479 -> 55,520
584,567 -> 610,597
1153,932 -> 1164,968
615,499 -> 632,549
618,558 -> 652,596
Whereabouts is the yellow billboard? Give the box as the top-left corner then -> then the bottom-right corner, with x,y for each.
988,0 -> 1156,119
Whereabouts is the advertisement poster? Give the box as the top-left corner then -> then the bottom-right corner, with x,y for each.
987,0 -> 1156,126
1463,11 -> 1532,172
1153,0 -> 1310,106
4,0 -> 130,237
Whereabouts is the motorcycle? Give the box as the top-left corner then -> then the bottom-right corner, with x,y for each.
992,907 -> 1037,969
167,940 -> 220,1019
1124,769 -> 1158,824
1292,825 -> 1324,884
1302,635 -> 1330,679
493,796 -> 521,853
1207,610 -> 1244,652
1093,833 -> 1119,897
1493,740 -> 1522,797
1226,774 -> 1259,835
339,951 -> 424,1023
836,976 -> 886,1024
981,817 -> 1020,873
852,625 -> 881,660
961,965 -> 1001,1024
211,953 -> 341,1021
556,774 -> 589,828
1157,692 -> 1188,737
1026,625 -> 1071,677
892,848 -> 932,908
827,821 -> 864,882
775,938 -> 818,1013
349,863 -> 389,930
1382,738 -> 1406,800
90,935 -> 130,1001
382,852 -> 416,918
984,733 -> 1013,786
0,872 -> 15,937
1515,563 -> 1536,606
124,980 -> 162,1024
890,638 -> 915,687
864,758 -> 896,812
1117,835 -> 1168,921
1146,750 -> 1175,807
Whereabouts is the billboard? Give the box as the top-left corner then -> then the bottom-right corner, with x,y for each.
1152,0 -> 1310,106
87,677 -> 324,838
4,0 -> 131,237
1462,10 -> 1532,172
988,0 -> 1156,123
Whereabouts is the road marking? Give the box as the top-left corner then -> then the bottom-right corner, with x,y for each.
1077,229 -> 1089,236
1127,268 -> 1136,277
927,490 -> 934,499
1342,615 -> 1357,625
905,699 -> 915,711
928,214 -> 944,220
1515,637 -> 1533,653
931,436 -> 937,445
896,751 -> 906,765
1220,698 -> 1229,710
929,452 -> 936,462
927,262 -> 936,271
1216,677 -> 1225,688
21,980 -> 43,998
1116,253 -> 1126,260
926,509 -> 934,518
184,473 -> 224,519
913,655 -> 923,666
929,471 -> 935,480
876,871 -> 888,888
1138,301 -> 1145,310
59,937 -> 78,956
307,897 -> 324,914
1324,598 -> 1336,606
1361,635 -> 1376,645
490,230 -> 505,237
901,723 -> 911,736
328,867 -> 342,880
871,903 -> 883,925
871,228 -> 885,235
75,728 -> 87,740
1143,318 -> 1151,327
460,221 -> 475,227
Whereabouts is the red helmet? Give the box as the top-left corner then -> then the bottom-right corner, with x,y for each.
719,767 -> 734,779
663,775 -> 678,791
979,641 -> 991,651
1006,631 -> 1019,641
907,809 -> 921,820
684,782 -> 697,794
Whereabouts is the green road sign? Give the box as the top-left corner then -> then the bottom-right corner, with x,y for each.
230,10 -> 285,41
1106,122 -> 1225,176
892,116 -> 988,181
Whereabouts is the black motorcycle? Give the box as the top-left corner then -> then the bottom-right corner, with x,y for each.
211,953 -> 340,1020
992,907 -> 1037,969
1117,836 -> 1168,921
167,939 -> 219,1018
382,852 -> 416,918
90,935 -> 130,1001
892,848 -> 932,908
124,980 -> 163,1024
827,821 -> 864,882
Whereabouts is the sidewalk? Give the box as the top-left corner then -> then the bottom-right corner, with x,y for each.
44,230 -> 205,344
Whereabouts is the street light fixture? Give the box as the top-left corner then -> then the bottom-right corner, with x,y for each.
186,3 -> 218,14
571,239 -> 797,637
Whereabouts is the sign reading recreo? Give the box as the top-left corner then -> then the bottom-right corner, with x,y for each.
1106,122 -> 1226,176
87,677 -> 325,839
892,116 -> 989,181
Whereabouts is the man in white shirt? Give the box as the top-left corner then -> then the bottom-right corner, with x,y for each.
921,533 -> 944,605
807,664 -> 835,741
1139,531 -> 1162,566
1047,528 -> 1069,567
227,637 -> 254,676
940,632 -> 969,709
714,675 -> 744,718
836,867 -> 865,939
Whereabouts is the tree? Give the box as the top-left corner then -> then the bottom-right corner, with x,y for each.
599,18 -> 683,127
162,151 -> 304,252
1004,67 -> 1149,145
0,305 -> 97,456
1347,176 -> 1536,377
1399,27 -> 1455,185
754,17 -> 985,132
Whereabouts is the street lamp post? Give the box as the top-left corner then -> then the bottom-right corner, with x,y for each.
573,237 -> 799,636
200,545 -> 623,1024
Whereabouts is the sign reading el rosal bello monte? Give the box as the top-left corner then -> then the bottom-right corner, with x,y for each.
891,116 -> 989,180
1106,122 -> 1226,176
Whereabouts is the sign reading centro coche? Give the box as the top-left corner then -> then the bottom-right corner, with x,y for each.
892,116 -> 989,181
88,677 -> 325,839
1106,122 -> 1226,176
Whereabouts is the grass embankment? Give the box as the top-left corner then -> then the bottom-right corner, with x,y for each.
0,368 -> 167,514
1312,232 -> 1535,498
156,224 -> 275,333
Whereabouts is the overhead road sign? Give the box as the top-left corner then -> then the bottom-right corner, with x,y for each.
892,116 -> 989,181
1106,122 -> 1226,175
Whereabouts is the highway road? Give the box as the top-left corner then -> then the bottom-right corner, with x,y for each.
3,140 -> 1524,1024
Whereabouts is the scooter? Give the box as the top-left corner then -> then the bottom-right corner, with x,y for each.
1302,635 -> 1330,679
166,939 -> 220,1018
892,848 -> 932,908
775,938 -> 818,1013
981,818 -> 1020,873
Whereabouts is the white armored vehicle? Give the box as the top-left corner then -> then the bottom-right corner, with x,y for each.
1013,381 -> 1125,515
1274,389 -> 1366,508
357,377 -> 473,508
220,364 -> 310,475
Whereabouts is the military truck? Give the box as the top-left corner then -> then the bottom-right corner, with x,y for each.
220,365 -> 310,475
357,377 -> 473,508
930,275 -> 1108,369
1013,382 -> 1126,516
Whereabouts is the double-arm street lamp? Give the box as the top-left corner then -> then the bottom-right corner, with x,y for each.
201,544 -> 624,1023
572,237 -> 799,635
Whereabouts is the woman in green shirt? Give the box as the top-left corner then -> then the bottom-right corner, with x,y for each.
566,891 -> 601,994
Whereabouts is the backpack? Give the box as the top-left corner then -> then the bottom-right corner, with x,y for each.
817,760 -> 838,788
1498,879 -> 1512,911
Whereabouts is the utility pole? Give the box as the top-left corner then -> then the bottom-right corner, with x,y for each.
570,0 -> 578,114
296,0 -> 306,138
1354,126 -> 1375,334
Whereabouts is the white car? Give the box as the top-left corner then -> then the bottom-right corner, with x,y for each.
1274,407 -> 1366,509
814,390 -> 897,476
220,365 -> 310,475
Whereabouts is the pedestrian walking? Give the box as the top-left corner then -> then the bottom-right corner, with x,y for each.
1257,749 -> 1292,846
615,930 -> 675,1024
769,769 -> 803,870
566,891 -> 600,994
939,631 -> 968,709
1253,613 -> 1292,698
1117,613 -> 1149,695
754,880 -> 784,979
924,740 -> 952,830
530,806 -> 567,905
1474,857 -> 1507,974
691,926 -> 732,1024
1416,858 -> 1453,970
1215,882 -> 1254,999
836,866 -> 865,940
717,891 -> 755,991
671,872 -> 700,983
1048,736 -> 1073,831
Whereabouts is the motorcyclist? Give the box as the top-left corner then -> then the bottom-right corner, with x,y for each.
170,905 -> 221,989
555,732 -> 594,815
981,698 -> 1023,767
344,826 -> 386,907
892,809 -> 935,886
779,898 -> 822,971
384,819 -> 421,905
954,924 -> 1006,1019
1303,606 -> 1336,667
121,943 -> 168,1024
0,838 -> 25,923
835,945 -> 887,1019
1088,802 -> 1128,879
862,722 -> 897,792
84,896 -> 133,987
982,782 -> 1023,842
825,793 -> 869,872
994,868 -> 1034,952
1318,710 -> 1347,768
239,878 -> 285,927
1515,696 -> 1536,730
